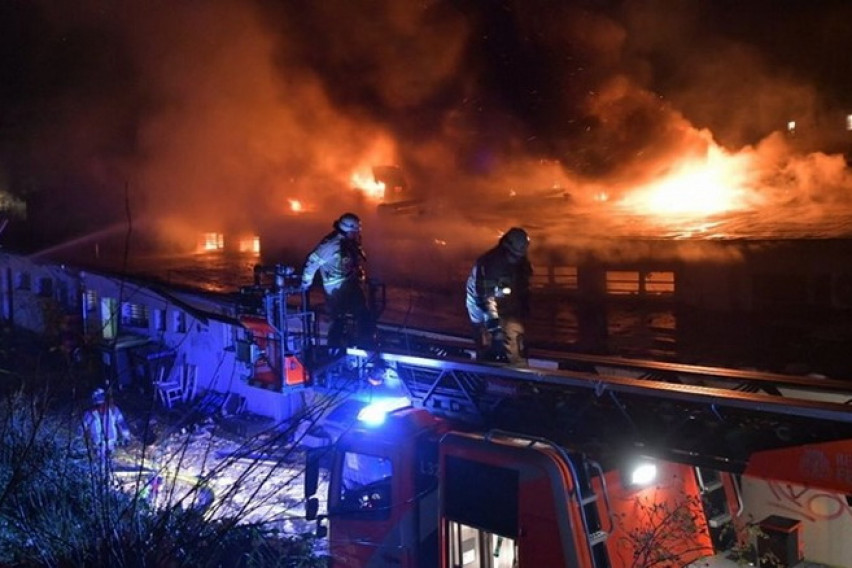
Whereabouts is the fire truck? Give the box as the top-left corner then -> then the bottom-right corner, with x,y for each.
298,338 -> 852,567
236,266 -> 852,566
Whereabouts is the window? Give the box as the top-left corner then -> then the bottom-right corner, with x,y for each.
645,271 -> 675,295
121,302 -> 150,329
101,297 -> 118,339
37,277 -> 53,298
85,290 -> 99,312
153,308 -> 166,332
199,232 -> 224,251
531,265 -> 578,290
607,271 -> 640,295
606,270 -> 675,296
448,522 -> 517,568
173,310 -> 187,333
16,272 -> 30,291
337,452 -> 393,516
56,281 -> 69,307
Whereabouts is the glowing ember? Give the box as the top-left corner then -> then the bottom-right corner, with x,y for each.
351,170 -> 385,201
616,145 -> 759,217
288,199 -> 303,213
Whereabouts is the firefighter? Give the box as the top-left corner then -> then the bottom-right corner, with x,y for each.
300,212 -> 375,348
466,227 -> 532,365
80,387 -> 132,468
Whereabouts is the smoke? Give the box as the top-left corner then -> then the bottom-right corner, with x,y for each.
2,0 -> 851,274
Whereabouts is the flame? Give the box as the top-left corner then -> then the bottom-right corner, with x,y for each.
238,235 -> 261,255
197,232 -> 224,253
347,133 -> 398,201
617,145 -> 759,217
288,199 -> 304,213
351,170 -> 385,200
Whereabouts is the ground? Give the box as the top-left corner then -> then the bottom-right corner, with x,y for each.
108,385 -> 326,536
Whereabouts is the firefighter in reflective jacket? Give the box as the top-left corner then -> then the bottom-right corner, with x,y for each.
466,228 -> 532,364
81,387 -> 132,466
301,212 -> 375,348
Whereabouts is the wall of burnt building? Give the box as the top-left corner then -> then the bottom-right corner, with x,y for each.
528,239 -> 852,377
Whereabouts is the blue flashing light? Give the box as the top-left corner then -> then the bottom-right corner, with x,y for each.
357,397 -> 411,427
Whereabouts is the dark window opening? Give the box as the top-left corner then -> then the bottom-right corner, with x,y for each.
444,456 -> 518,538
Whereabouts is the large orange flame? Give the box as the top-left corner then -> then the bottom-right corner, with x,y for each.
351,170 -> 385,201
616,145 -> 761,217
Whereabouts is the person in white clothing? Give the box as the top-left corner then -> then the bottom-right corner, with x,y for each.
80,387 -> 132,466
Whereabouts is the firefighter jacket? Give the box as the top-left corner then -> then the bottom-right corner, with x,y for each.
466,245 -> 532,326
81,403 -> 131,454
301,230 -> 366,296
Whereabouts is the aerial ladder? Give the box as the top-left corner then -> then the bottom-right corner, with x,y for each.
303,336 -> 852,567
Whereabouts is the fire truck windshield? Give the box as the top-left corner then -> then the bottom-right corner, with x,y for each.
338,451 -> 393,514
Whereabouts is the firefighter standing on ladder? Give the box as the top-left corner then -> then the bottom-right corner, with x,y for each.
466,227 -> 532,365
300,212 -> 375,348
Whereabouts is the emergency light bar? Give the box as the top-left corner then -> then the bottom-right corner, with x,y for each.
357,397 -> 411,427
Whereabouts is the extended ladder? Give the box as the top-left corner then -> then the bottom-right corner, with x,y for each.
331,346 -> 852,470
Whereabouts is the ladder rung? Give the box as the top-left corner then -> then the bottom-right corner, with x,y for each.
701,480 -> 723,493
588,530 -> 608,546
708,513 -> 732,528
580,494 -> 598,506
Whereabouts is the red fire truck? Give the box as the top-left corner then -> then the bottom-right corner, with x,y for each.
303,343 -> 852,567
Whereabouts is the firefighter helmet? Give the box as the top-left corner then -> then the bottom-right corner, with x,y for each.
500,227 -> 529,257
91,388 -> 106,405
335,213 -> 361,235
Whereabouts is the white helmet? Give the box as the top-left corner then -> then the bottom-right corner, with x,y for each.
91,388 -> 106,405
336,213 -> 361,235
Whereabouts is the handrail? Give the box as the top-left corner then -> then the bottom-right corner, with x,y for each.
354,346 -> 852,425
485,429 -> 612,564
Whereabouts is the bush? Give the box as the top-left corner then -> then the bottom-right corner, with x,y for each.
0,390 -> 327,568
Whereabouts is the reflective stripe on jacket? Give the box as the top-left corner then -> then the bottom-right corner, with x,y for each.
301,230 -> 366,295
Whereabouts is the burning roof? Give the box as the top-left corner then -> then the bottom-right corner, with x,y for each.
2,1 -> 852,255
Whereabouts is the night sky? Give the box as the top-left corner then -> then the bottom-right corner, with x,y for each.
1,0 -> 852,250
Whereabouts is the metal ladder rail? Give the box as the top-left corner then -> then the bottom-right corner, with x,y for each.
373,324 -> 852,397
356,347 -> 852,425
486,429 -> 614,568
527,348 -> 852,397
695,468 -> 745,553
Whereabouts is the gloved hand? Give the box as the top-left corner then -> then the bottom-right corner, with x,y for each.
487,322 -> 509,362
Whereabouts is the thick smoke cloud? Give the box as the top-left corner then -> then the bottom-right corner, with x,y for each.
2,0 -> 851,277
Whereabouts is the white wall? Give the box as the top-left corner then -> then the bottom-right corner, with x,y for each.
741,474 -> 852,566
0,252 -> 301,422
